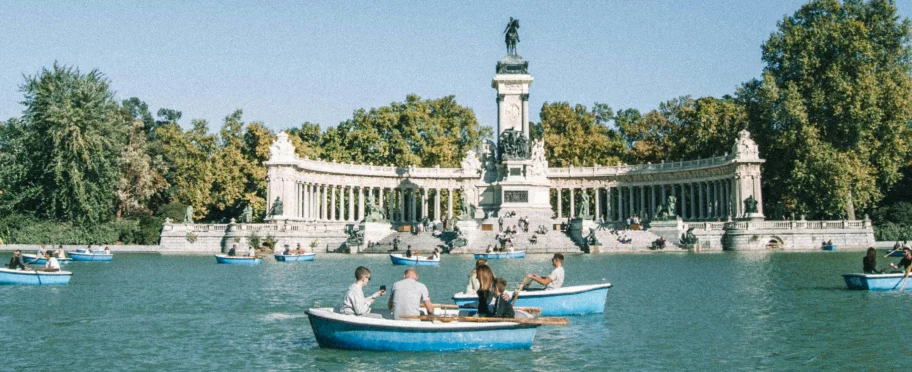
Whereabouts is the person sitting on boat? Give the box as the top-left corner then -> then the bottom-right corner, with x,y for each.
405,245 -> 413,258
525,253 -> 565,290
888,247 -> 912,273
341,266 -> 386,318
296,243 -> 306,254
388,268 -> 434,320
863,247 -> 881,274
282,245 -> 291,256
41,251 -> 60,272
475,265 -> 496,316
248,246 -> 257,257
36,244 -> 48,258
465,258 -> 488,294
104,247 -> 111,255
227,244 -> 237,257
490,278 -> 515,318
428,248 -> 440,261
8,250 -> 28,270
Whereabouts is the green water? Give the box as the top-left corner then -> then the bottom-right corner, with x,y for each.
1,251 -> 910,371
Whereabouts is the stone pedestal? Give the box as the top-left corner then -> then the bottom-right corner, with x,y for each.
648,217 -> 685,245
360,222 -> 394,251
739,213 -> 766,222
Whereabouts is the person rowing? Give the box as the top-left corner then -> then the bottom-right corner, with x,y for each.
524,253 -> 564,290
888,247 -> 912,273
427,248 -> 440,261
40,251 -> 60,272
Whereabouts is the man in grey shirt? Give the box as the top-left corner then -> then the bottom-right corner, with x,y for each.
388,268 -> 434,320
341,266 -> 385,316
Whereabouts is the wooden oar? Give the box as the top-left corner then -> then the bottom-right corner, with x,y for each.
884,248 -> 901,258
511,277 -> 530,305
401,315 -> 568,326
423,303 -> 541,316
899,264 -> 912,292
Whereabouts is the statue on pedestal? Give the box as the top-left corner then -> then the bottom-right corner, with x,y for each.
183,206 -> 194,224
579,191 -> 591,219
680,227 -> 699,247
743,195 -> 759,215
504,17 -> 520,55
364,193 -> 388,223
270,197 -> 283,217
585,227 -> 601,247
241,205 -> 253,223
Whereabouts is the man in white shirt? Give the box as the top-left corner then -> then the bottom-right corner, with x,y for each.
525,253 -> 564,290
41,252 -> 60,272
341,266 -> 385,317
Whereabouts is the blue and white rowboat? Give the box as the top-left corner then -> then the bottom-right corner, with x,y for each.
389,253 -> 439,266
886,250 -> 905,257
0,268 -> 73,285
69,252 -> 113,262
274,253 -> 316,262
452,283 -> 612,316
306,307 -> 538,351
21,254 -> 72,265
822,244 -> 837,251
474,251 -> 526,259
215,254 -> 261,265
843,273 -> 912,290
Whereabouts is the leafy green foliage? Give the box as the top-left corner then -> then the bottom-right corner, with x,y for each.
538,102 -> 625,167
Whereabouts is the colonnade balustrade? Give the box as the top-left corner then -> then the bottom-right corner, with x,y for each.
551,179 -> 739,222
290,184 -> 460,223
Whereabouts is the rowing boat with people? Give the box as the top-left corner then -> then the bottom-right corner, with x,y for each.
0,268 -> 73,285
473,251 -> 526,259
274,253 -> 316,262
452,283 -> 612,316
69,251 -> 113,262
389,253 -> 439,266
306,307 -> 545,351
843,273 -> 912,290
21,254 -> 72,265
215,254 -> 261,265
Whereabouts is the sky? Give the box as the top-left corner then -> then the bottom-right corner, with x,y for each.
2,1 -> 911,132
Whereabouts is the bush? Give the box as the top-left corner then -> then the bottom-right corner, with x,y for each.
136,215 -> 163,245
875,222 -> 912,242
0,213 -> 154,245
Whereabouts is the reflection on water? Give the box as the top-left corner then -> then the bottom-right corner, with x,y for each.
1,251 -> 911,370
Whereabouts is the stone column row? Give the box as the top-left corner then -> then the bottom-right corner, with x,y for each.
294,184 -> 461,223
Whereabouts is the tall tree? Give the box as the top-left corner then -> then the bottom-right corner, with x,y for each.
319,95 -> 492,167
538,102 -> 626,167
153,119 -> 216,221
10,64 -> 126,224
749,0 -> 912,218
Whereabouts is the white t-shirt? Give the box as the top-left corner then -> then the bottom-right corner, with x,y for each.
46,257 -> 60,270
546,266 -> 564,289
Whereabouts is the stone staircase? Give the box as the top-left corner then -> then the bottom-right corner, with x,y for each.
360,231 -> 449,253
589,228 -> 673,252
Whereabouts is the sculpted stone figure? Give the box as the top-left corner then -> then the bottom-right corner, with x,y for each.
499,128 -> 530,159
183,206 -> 194,224
241,205 -> 253,223
579,191 -> 591,218
744,195 -> 759,214
364,193 -> 388,223
504,17 -> 520,55
529,140 -> 548,177
270,197 -> 284,216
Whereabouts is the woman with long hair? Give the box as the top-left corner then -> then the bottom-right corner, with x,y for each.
475,264 -> 495,316
863,247 -> 881,274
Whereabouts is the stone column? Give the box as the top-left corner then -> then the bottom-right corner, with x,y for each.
447,188 -> 453,219
569,188 -> 576,218
617,187 -> 623,221
649,185 -> 656,220
595,188 -> 601,220
433,189 -> 439,221
732,177 -> 741,218
698,183 -> 705,220
410,188 -> 417,223
557,188 -> 563,219
638,186 -> 645,218
628,186 -> 634,220
605,187 -> 613,222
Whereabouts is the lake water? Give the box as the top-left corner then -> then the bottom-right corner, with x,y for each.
2,251 -> 910,371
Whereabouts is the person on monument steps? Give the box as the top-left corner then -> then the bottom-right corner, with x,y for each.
525,253 -> 564,290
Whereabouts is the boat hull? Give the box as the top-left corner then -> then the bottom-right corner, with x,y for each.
473,251 -> 526,259
389,254 -> 439,266
843,273 -> 912,290
822,245 -> 837,251
274,254 -> 316,262
453,283 -> 612,316
215,255 -> 261,265
69,252 -> 113,262
887,250 -> 904,257
0,268 -> 72,285
306,308 -> 537,351
21,254 -> 72,265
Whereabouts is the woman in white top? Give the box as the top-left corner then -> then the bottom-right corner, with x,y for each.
42,252 -> 60,272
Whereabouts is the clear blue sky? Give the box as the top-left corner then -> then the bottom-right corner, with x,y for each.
2,1 -> 911,131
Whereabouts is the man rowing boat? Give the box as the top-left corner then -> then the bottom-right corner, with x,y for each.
525,253 -> 564,290
389,268 -> 434,320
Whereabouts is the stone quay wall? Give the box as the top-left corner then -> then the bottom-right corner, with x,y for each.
159,221 -> 349,254
719,219 -> 875,251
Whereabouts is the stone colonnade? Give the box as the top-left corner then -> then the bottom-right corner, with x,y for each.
551,179 -> 743,222
287,184 -> 463,223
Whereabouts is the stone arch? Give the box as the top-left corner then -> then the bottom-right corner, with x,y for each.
765,236 -> 783,250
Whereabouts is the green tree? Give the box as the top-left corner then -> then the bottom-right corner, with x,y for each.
9,64 -> 126,224
319,95 -> 492,167
538,102 -> 626,167
153,119 -> 216,221
287,122 -> 322,159
747,0 -> 912,218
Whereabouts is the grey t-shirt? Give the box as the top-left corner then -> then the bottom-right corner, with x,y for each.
546,266 -> 565,289
390,278 -> 430,319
